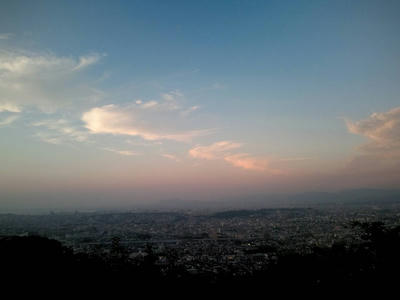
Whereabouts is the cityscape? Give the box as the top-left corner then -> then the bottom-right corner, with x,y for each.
2,197 -> 400,282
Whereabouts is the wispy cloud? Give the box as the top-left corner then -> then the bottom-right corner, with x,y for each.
73,53 -> 103,71
224,153 -> 269,171
0,115 -> 19,127
133,90 -> 182,111
0,33 -> 13,40
140,100 -> 158,109
33,132 -> 64,145
162,90 -> 183,100
189,141 -> 242,160
82,101 -> 212,142
161,153 -> 180,162
181,105 -> 199,117
0,102 -> 21,113
32,119 -> 90,144
102,148 -> 140,156
0,50 -> 104,112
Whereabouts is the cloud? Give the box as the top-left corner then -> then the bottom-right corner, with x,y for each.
161,154 -> 180,162
73,54 -> 103,71
0,115 -> 19,127
82,103 -> 212,142
189,141 -> 242,160
0,50 -> 104,112
32,119 -> 90,144
224,153 -> 268,171
131,91 -> 184,112
0,33 -> 13,40
102,148 -> 140,156
162,93 -> 175,101
162,90 -> 183,100
141,100 -> 158,109
133,90 -> 182,111
189,141 -> 273,171
0,102 -> 21,112
181,105 -> 199,117
346,107 -> 400,159
33,132 -> 64,145
160,90 -> 182,110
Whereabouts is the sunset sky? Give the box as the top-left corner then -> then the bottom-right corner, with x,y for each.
1,0 -> 399,211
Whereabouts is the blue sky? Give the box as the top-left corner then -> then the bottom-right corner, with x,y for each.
1,0 -> 399,211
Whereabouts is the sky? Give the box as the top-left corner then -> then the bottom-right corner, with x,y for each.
1,0 -> 400,211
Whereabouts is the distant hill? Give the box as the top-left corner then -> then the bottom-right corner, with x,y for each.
144,189 -> 400,211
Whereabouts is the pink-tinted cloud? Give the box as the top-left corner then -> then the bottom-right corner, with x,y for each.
224,153 -> 268,171
189,141 -> 242,160
189,141 -> 280,172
